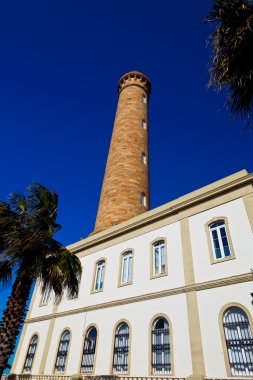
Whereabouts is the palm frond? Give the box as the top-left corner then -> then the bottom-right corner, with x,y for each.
206,0 -> 253,128
39,249 -> 82,302
0,260 -> 12,287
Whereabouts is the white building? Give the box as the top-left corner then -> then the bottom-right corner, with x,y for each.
11,72 -> 253,380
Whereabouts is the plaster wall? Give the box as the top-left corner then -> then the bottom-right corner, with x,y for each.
14,320 -> 51,374
197,281 -> 253,378
189,198 -> 253,283
17,295 -> 192,377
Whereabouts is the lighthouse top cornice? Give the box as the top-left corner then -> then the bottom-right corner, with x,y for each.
118,71 -> 151,96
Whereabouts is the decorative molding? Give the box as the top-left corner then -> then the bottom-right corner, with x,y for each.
25,272 -> 253,325
69,171 -> 253,259
118,71 -> 151,96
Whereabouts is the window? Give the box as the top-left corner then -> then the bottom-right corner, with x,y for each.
112,322 -> 130,373
94,260 -> 105,291
41,287 -> 50,305
142,119 -> 147,129
141,152 -> 147,164
141,193 -> 146,207
55,330 -> 70,372
209,220 -> 232,260
23,335 -> 38,372
121,251 -> 133,285
152,240 -> 166,277
142,94 -> 147,103
223,307 -> 253,376
151,317 -> 171,374
81,327 -> 97,373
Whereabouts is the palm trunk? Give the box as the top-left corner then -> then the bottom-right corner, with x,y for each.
0,276 -> 32,377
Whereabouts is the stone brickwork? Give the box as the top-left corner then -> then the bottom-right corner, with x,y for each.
93,71 -> 151,234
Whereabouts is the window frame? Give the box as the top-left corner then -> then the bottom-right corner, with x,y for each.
54,329 -> 71,374
118,249 -> 134,287
79,324 -> 98,374
111,320 -> 131,375
149,314 -> 174,376
39,287 -> 51,307
22,334 -> 39,373
150,238 -> 168,279
91,258 -> 107,293
141,119 -> 147,129
219,303 -> 253,377
205,217 -> 236,264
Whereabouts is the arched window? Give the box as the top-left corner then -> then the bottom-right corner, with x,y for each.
81,327 -> 97,373
151,317 -> 171,374
55,330 -> 70,372
223,307 -> 253,376
121,251 -> 133,285
94,260 -> 105,291
23,335 -> 38,372
152,240 -> 166,277
112,322 -> 130,373
209,220 -> 232,260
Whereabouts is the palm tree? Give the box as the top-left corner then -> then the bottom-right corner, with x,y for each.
206,0 -> 253,129
0,183 -> 82,376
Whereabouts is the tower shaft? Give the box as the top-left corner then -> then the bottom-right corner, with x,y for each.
94,71 -> 151,234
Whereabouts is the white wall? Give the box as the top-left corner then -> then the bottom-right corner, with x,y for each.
197,281 -> 253,378
56,222 -> 185,314
22,295 -> 192,377
14,320 -> 51,374
189,198 -> 253,283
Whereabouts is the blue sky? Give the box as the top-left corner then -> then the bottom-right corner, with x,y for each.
0,0 -> 252,370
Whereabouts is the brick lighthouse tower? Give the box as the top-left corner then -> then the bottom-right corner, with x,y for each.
93,71 -> 151,234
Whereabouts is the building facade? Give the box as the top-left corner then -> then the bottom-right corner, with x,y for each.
11,72 -> 253,379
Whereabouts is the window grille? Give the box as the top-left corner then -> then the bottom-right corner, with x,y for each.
209,220 -> 231,260
55,330 -> 70,372
81,327 -> 97,373
23,335 -> 38,372
223,307 -> 253,376
152,317 -> 171,374
95,260 -> 105,291
113,322 -> 129,373
153,240 -> 166,276
121,251 -> 133,284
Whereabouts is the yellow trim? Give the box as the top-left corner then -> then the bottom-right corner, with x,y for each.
21,333 -> 39,374
110,319 -> 132,375
205,217 -> 236,265
79,323 -> 99,375
67,170 -> 251,258
53,328 -> 72,375
218,302 -> 253,377
118,248 -> 134,287
181,218 -> 205,379
91,258 -> 107,294
25,272 -> 253,324
148,313 -> 174,376
243,193 -> 253,233
150,237 -> 168,279
39,304 -> 58,374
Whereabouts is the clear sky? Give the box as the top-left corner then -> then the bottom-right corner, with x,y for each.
0,0 -> 252,370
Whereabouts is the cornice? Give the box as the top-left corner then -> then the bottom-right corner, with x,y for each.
25,272 -> 253,324
118,71 -> 151,96
68,170 -> 253,255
